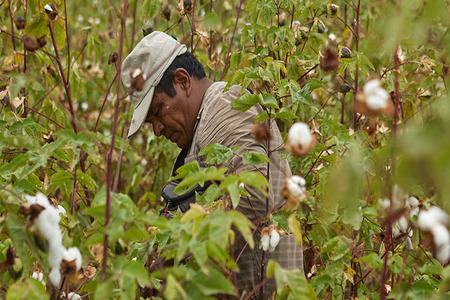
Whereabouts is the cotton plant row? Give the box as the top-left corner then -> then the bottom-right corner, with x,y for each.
19,193 -> 82,287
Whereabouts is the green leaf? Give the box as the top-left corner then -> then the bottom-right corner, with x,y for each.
228,210 -> 254,249
199,143 -> 235,165
122,259 -> 151,287
6,279 -> 48,300
164,274 -> 187,300
274,108 -> 298,119
231,93 -> 260,112
243,151 -> 271,166
239,171 -> 270,196
53,19 -> 67,50
204,12 -> 221,30
266,260 -> 317,300
76,172 -> 97,191
94,279 -> 114,300
220,175 -> 240,208
292,87 -> 313,105
260,94 -> 279,109
24,18 -> 49,38
192,267 -> 236,296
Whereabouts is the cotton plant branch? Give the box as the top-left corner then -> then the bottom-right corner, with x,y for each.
352,0 -> 361,131
102,0 -> 128,281
220,0 -> 244,81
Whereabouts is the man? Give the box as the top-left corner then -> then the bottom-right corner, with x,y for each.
122,31 -> 303,298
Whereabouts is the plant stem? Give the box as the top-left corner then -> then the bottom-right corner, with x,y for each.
393,45 -> 400,136
352,0 -> 360,131
8,0 -> 16,51
102,0 -> 128,281
48,20 -> 78,134
63,0 -> 71,83
220,0 -> 244,81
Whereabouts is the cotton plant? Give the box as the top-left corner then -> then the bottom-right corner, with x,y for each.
281,175 -> 307,211
21,193 -> 82,286
418,206 -> 450,265
260,225 -> 282,252
354,78 -> 393,116
377,186 -> 420,250
285,122 -> 317,157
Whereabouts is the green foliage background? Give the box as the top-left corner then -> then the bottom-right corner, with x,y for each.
0,0 -> 449,299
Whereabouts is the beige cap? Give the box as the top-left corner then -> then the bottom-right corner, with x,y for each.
121,31 -> 187,138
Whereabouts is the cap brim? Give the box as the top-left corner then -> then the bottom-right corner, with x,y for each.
127,85 -> 155,139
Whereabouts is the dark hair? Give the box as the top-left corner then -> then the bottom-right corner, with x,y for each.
155,51 -> 206,97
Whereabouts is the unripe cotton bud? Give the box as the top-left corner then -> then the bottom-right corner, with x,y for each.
44,3 -> 58,20
15,15 -> 25,30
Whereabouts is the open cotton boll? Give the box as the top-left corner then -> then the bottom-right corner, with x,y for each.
436,244 -> 450,265
49,268 -> 61,286
363,79 -> 381,95
25,192 -> 51,209
57,205 -> 66,216
269,230 -> 281,252
32,271 -> 45,284
431,224 -> 450,248
418,210 -> 436,231
64,247 -> 82,271
366,94 -> 388,111
261,233 -> 270,251
288,122 -> 312,148
288,176 -> 306,198
428,206 -> 448,226
67,293 -> 82,300
35,207 -> 61,242
407,197 -> 420,218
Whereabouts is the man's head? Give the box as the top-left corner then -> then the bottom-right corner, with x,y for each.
121,31 -> 210,148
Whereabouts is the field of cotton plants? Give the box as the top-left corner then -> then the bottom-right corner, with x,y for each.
0,0 -> 449,299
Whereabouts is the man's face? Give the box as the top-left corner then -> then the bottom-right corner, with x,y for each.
145,85 -> 195,148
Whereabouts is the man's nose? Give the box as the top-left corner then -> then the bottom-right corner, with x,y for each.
152,120 -> 164,136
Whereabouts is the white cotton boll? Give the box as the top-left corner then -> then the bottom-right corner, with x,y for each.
397,216 -> 409,233
269,230 -> 281,252
407,197 -> 420,218
57,205 -> 66,216
287,176 -> 306,198
363,79 -> 381,95
436,244 -> 450,265
428,206 -> 448,226
418,210 -> 435,231
366,94 -> 388,111
48,242 -> 65,272
26,193 -> 51,208
35,207 -> 61,242
32,271 -> 44,284
378,198 -> 390,210
67,293 -> 82,300
405,237 -> 414,250
261,233 -> 270,251
431,224 -> 450,248
49,268 -> 61,286
328,33 -> 336,41
64,247 -> 82,271
392,223 -> 401,238
44,4 -> 54,12
288,122 -> 312,148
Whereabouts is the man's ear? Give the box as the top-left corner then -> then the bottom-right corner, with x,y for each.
173,68 -> 192,96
